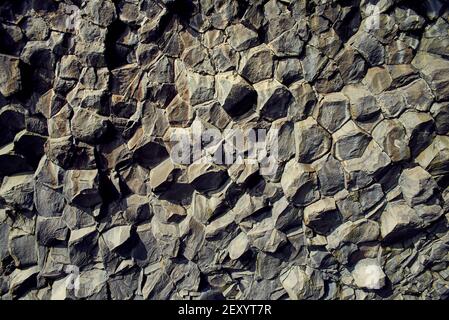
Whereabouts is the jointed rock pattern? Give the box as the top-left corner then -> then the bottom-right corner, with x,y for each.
0,0 -> 449,300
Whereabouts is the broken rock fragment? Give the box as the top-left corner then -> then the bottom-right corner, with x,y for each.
215,72 -> 257,119
64,169 -> 102,207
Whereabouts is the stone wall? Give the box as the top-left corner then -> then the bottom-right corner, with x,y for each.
0,0 -> 449,300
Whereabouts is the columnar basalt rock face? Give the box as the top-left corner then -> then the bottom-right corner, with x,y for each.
0,0 -> 449,301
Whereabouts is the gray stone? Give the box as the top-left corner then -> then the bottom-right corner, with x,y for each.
372,119 -> 410,162
333,121 -> 371,161
215,72 -> 257,119
315,155 -> 345,196
226,24 -> 259,51
268,24 -> 304,57
301,45 -> 328,82
288,81 -> 317,121
275,58 -> 303,85
380,201 -> 421,241
187,160 -> 228,193
342,141 -> 392,190
71,108 -> 110,144
352,259 -> 386,290
335,47 -> 367,84
228,232 -> 250,260
9,266 -> 39,296
186,72 -> 215,106
239,44 -> 274,83
399,110 -> 435,157
281,159 -> 319,206
83,0 -> 117,27
412,52 -> 449,101
399,166 -> 438,207
350,31 -> 385,66
431,102 -> 449,135
9,234 -> 37,267
0,54 -> 21,97
64,169 -> 102,207
102,226 -> 132,251
36,216 -> 68,246
304,198 -> 341,235
314,92 -> 350,133
342,84 -> 380,121
0,174 -> 34,211
280,266 -> 325,300
295,117 -> 332,163
254,79 -> 293,121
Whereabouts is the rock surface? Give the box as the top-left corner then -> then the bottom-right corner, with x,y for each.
0,0 -> 448,301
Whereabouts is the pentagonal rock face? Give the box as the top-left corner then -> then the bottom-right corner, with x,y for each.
281,159 -> 319,206
315,155 -> 345,196
215,72 -> 257,119
333,121 -> 371,161
372,119 -> 410,162
342,84 -> 380,121
314,93 -> 350,133
295,117 -> 331,163
399,166 -> 438,207
239,44 -> 274,83
254,79 -> 293,121
2,0 -> 449,301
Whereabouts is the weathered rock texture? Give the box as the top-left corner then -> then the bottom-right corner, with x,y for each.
1,0 -> 449,300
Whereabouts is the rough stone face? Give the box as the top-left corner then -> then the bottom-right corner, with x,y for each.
314,93 -> 350,133
281,159 -> 319,206
399,167 -> 438,207
102,226 -> 132,251
71,108 -> 110,144
1,0 -> 449,301
226,24 -> 259,51
412,52 -> 449,101
64,169 -> 102,207
239,44 -> 274,84
342,84 -> 380,121
333,121 -> 371,161
304,198 -> 342,235
352,259 -> 386,290
295,117 -> 332,163
0,54 -> 21,97
372,119 -> 410,162
380,201 -> 421,241
254,80 -> 293,121
215,72 -> 257,119
0,174 -> 34,211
